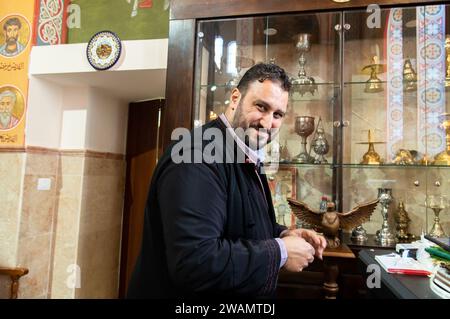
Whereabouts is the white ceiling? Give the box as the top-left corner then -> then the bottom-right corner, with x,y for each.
35,68 -> 166,102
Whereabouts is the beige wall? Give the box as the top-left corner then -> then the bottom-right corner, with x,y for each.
0,153 -> 25,298
1,77 -> 128,299
75,156 -> 125,298
0,150 -> 126,299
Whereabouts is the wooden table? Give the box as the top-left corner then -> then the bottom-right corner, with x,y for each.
277,233 -> 397,299
322,244 -> 355,299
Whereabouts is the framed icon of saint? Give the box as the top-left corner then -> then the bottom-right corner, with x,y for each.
0,14 -> 31,58
0,86 -> 25,131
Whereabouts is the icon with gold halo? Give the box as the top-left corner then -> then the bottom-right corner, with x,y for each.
0,15 -> 31,58
0,86 -> 25,131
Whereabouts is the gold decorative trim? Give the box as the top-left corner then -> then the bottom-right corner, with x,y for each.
0,147 -> 25,153
0,146 -> 124,160
26,146 -> 60,155
60,149 -> 125,160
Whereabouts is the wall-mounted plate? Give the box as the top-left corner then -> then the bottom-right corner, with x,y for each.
86,31 -> 122,70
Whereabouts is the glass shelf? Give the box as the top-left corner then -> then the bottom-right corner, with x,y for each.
339,163 -> 450,169
343,80 -> 420,85
200,82 -> 338,89
276,162 -> 333,168
266,163 -> 450,169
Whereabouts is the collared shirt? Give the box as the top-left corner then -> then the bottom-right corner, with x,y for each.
218,113 -> 287,268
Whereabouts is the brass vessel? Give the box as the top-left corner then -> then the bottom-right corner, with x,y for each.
362,56 -> 386,93
434,114 -> 450,166
358,130 -> 384,165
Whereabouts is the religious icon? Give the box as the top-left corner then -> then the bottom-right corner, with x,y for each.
0,15 -> 30,58
0,86 -> 25,131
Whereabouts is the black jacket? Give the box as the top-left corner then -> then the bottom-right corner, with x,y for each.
127,118 -> 285,298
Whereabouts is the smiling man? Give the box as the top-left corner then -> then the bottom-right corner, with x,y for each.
0,17 -> 25,58
128,63 -> 326,299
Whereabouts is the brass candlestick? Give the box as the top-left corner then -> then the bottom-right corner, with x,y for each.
425,195 -> 448,238
434,113 -> 450,166
362,56 -> 386,93
376,188 -> 396,245
357,130 -> 385,164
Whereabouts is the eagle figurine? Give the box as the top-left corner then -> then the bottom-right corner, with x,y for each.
287,198 -> 379,248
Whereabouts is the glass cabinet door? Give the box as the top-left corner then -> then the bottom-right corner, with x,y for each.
194,12 -> 341,228
192,5 -> 449,238
423,4 -> 450,238
342,4 -> 449,240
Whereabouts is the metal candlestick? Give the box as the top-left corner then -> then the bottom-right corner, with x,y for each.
375,188 -> 396,245
290,33 -> 318,96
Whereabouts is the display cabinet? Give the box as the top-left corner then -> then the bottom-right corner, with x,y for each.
190,3 -> 450,243
164,0 -> 450,298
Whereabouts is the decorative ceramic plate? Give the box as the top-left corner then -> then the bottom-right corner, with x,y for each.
86,31 -> 122,70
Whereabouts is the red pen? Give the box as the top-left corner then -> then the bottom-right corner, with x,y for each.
387,268 -> 432,276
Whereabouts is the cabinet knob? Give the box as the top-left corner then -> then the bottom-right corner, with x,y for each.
435,181 -> 441,187
333,121 -> 349,127
334,24 -> 342,31
414,180 -> 420,187
197,31 -> 204,38
344,23 -> 351,30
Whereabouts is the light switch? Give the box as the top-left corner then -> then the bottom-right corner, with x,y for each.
37,178 -> 51,191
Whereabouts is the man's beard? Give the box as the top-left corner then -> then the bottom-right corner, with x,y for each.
6,37 -> 17,46
231,103 -> 276,150
0,113 -> 11,128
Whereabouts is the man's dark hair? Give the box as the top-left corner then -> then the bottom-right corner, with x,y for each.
237,62 -> 291,97
4,18 -> 22,31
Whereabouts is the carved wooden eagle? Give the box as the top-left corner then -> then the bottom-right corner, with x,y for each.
287,198 -> 379,248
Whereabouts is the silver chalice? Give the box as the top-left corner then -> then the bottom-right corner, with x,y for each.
293,116 -> 315,163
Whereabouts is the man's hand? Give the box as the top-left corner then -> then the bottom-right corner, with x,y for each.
281,236 -> 315,272
280,228 -> 327,260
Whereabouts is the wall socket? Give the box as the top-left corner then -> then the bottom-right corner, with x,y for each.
37,178 -> 52,191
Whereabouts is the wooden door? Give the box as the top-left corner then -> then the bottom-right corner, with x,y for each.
119,99 -> 163,298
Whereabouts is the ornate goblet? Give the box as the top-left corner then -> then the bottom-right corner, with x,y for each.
293,116 -> 315,163
375,188 -> 396,245
290,33 -> 317,96
425,195 -> 448,238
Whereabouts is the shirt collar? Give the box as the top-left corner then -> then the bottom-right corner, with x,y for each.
218,113 -> 265,166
